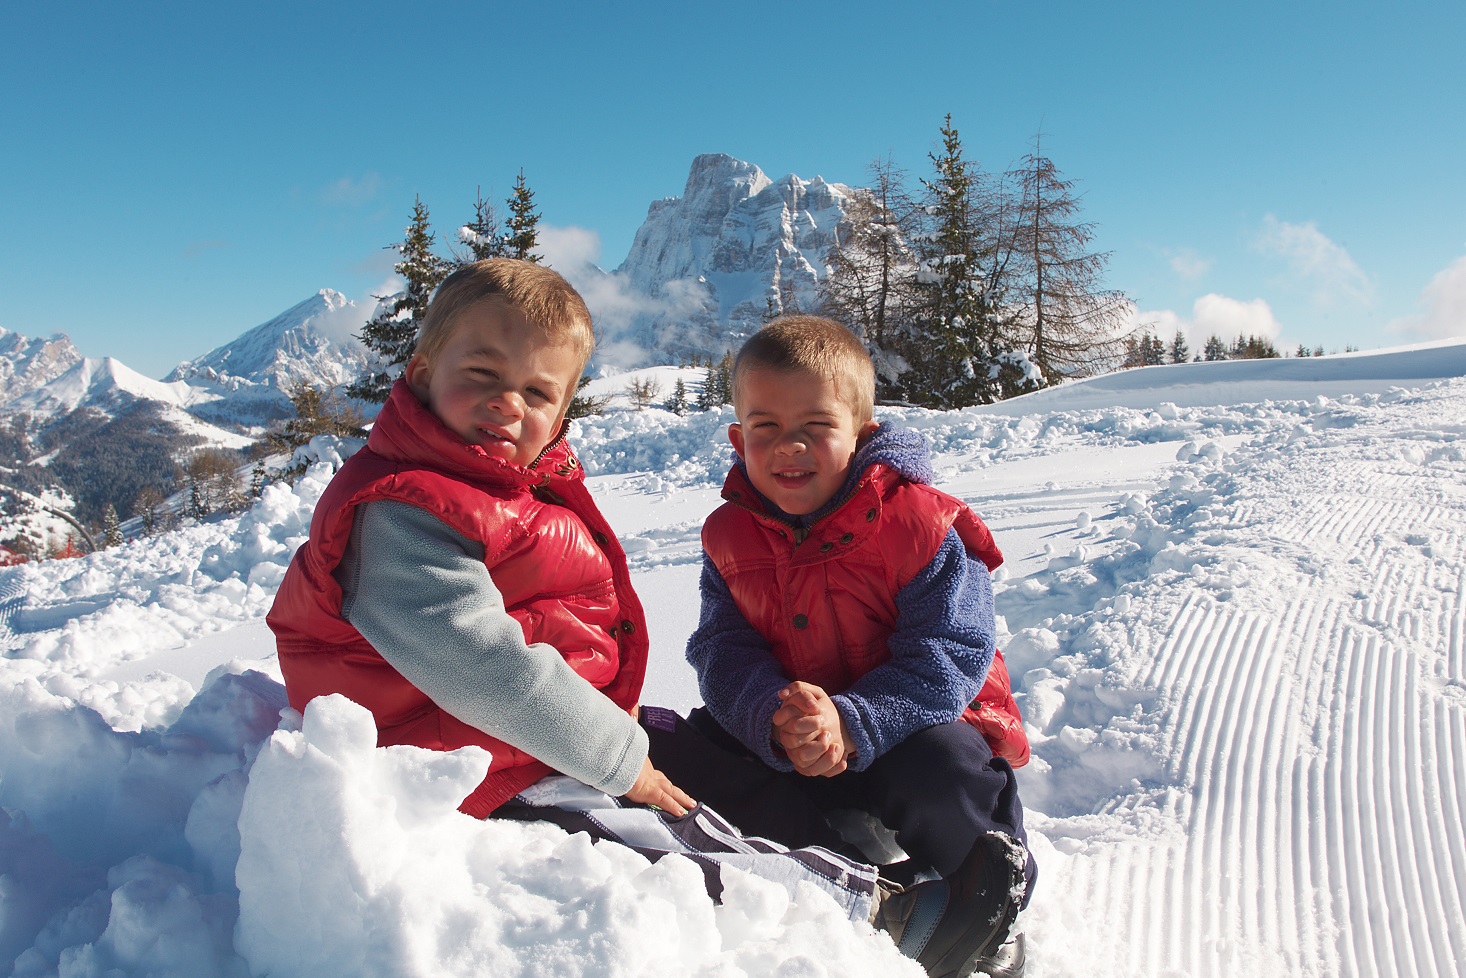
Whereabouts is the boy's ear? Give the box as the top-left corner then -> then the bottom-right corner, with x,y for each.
403,354 -> 432,400
727,422 -> 746,458
856,419 -> 879,445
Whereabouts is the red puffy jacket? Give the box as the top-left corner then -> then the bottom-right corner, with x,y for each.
704,463 -> 1029,767
267,380 -> 647,816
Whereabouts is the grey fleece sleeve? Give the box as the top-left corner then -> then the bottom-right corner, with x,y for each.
335,499 -> 646,796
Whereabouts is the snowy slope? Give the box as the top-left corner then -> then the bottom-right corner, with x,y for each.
0,344 -> 1463,977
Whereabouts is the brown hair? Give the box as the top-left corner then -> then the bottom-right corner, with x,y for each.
732,315 -> 876,423
415,258 -> 595,373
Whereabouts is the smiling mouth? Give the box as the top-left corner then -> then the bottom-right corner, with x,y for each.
478,428 -> 513,445
772,471 -> 814,485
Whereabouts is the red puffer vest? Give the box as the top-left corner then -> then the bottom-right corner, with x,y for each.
703,464 -> 1028,767
267,380 -> 647,816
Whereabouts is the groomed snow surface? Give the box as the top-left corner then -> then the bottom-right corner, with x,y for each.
2,342 -> 1465,978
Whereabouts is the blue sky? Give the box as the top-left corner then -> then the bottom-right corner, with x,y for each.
4,0 -> 1464,379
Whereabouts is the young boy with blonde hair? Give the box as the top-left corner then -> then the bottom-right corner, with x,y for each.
671,315 -> 1035,977
268,261 -> 986,971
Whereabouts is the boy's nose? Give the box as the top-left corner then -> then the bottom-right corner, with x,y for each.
488,389 -> 525,418
776,434 -> 807,454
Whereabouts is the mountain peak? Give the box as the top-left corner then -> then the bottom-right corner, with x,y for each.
603,154 -> 854,367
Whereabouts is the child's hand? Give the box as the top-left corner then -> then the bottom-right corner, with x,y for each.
622,757 -> 696,817
771,681 -> 854,778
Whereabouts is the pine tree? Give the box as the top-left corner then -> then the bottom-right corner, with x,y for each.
187,481 -> 208,520
134,486 -> 164,535
455,187 -> 506,264
899,115 -> 1005,407
268,382 -> 368,454
698,353 -> 734,410
101,503 -> 123,547
565,376 -> 609,420
504,170 -> 542,263
1008,135 -> 1128,385
1170,330 -> 1191,364
666,378 -> 690,415
250,459 -> 268,496
1203,335 -> 1228,361
347,196 -> 450,403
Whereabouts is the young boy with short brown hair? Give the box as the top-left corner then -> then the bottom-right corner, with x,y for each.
675,314 -> 1036,976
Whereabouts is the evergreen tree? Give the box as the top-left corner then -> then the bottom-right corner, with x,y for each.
1008,135 -> 1128,385
267,382 -> 368,455
1229,334 -> 1281,359
565,376 -> 609,420
347,196 -> 450,403
1170,330 -> 1191,364
1202,335 -> 1228,361
250,459 -> 268,496
666,378 -> 690,415
187,481 -> 208,520
101,503 -> 123,547
133,486 -> 164,536
899,116 -> 1005,407
455,187 -> 506,264
698,353 -> 734,409
504,170 -> 542,263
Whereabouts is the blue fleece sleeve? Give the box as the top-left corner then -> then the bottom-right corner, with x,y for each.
832,528 -> 996,769
684,553 -> 796,771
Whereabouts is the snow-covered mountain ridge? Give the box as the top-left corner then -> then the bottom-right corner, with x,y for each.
164,289 -> 371,426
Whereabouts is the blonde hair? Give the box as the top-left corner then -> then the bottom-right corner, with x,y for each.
732,315 -> 876,423
415,258 -> 595,374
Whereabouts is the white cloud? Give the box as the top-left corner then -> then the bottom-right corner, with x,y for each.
1131,294 -> 1285,350
1387,254 -> 1466,341
1167,248 -> 1212,281
321,173 -> 384,208
1254,215 -> 1373,308
537,225 -> 709,369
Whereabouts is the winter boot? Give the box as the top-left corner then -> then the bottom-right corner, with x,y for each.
972,930 -> 1026,978
872,833 -> 1025,978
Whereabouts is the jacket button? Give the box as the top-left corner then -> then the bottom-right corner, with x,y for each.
819,541 -> 834,552
593,531 -> 608,546
620,619 -> 635,634
865,508 -> 877,522
840,532 -> 854,544
792,614 -> 808,629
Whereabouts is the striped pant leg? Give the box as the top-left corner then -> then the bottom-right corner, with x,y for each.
499,775 -> 877,922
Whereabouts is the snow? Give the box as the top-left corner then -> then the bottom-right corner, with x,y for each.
2,342 -> 1465,977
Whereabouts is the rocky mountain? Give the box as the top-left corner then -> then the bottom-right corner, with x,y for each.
599,153 -> 855,365
0,329 -> 83,406
165,289 -> 371,426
